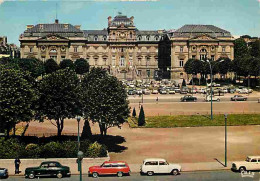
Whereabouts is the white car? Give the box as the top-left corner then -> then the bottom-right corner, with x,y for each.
168,88 -> 176,94
232,156 -> 260,172
140,158 -> 181,176
152,89 -> 159,94
205,95 -> 220,102
238,88 -> 249,94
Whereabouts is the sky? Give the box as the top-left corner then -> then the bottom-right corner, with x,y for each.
0,0 -> 260,45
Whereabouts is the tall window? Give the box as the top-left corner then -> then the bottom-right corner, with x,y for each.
30,47 -> 33,53
180,46 -> 183,52
120,56 -> 125,66
130,32 -> 133,39
74,47 -> 77,52
112,55 -> 116,66
138,57 -> 142,65
192,55 -> 196,59
222,46 -> 226,52
129,56 -> 133,67
138,70 -> 142,76
200,48 -> 207,60
179,59 -> 184,67
146,70 -> 150,78
41,56 -> 45,62
211,55 -> 215,61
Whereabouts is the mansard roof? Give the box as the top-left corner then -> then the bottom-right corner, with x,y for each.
83,30 -> 108,36
110,14 -> 134,27
172,24 -> 232,38
136,30 -> 162,36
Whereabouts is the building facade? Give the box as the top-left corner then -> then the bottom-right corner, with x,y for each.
19,14 -> 234,81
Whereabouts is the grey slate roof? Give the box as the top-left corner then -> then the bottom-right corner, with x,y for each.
83,30 -> 108,36
110,15 -> 134,27
136,30 -> 161,35
171,25 -> 232,38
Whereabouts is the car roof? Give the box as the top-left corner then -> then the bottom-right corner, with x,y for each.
248,156 -> 260,159
143,158 -> 166,162
103,161 -> 127,164
41,161 -> 60,164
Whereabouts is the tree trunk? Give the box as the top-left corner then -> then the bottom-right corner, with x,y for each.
81,119 -> 92,140
13,124 -> 16,136
6,124 -> 10,139
56,119 -> 64,138
99,123 -> 106,136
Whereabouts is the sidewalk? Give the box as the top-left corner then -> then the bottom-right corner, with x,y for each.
128,161 -> 233,173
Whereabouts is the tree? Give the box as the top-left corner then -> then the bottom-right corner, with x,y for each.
138,106 -> 145,126
0,65 -> 38,137
250,40 -> 260,58
44,59 -> 59,74
132,107 -> 136,117
217,57 -> 231,78
17,58 -> 45,78
37,69 -> 81,137
60,59 -> 74,70
234,38 -> 249,59
74,58 -> 89,75
81,67 -> 130,136
182,79 -> 186,87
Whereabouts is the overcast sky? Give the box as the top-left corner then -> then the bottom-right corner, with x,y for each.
0,0 -> 259,45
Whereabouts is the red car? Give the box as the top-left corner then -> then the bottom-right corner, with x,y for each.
88,161 -> 130,178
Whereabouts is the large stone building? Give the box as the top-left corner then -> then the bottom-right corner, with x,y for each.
19,14 -> 234,81
0,36 -> 20,58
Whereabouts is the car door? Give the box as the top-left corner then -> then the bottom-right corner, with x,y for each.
100,164 -> 112,175
158,161 -> 170,173
39,163 -> 49,176
48,162 -> 60,176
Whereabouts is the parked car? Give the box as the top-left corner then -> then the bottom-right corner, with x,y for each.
152,89 -> 159,94
168,88 -> 176,94
197,88 -> 206,94
88,161 -> 130,178
180,95 -> 197,102
205,95 -> 220,102
25,161 -> 71,179
144,89 -> 151,95
238,88 -> 249,94
159,88 -> 167,94
180,87 -> 189,94
136,89 -> 142,95
174,87 -> 181,93
232,156 -> 260,172
0,168 -> 8,179
231,95 -> 247,101
128,89 -> 136,95
258,98 -> 260,103
140,158 -> 181,176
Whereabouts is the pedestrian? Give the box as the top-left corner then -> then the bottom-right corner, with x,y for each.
156,97 -> 159,103
14,157 -> 21,174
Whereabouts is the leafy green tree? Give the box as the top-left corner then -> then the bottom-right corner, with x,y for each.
183,58 -> 194,75
44,59 -> 59,74
234,38 -> 249,59
60,59 -> 74,70
138,106 -> 145,126
217,57 -> 231,78
250,40 -> 260,58
74,58 -> 89,75
81,67 -> 129,136
132,107 -> 136,117
182,79 -> 186,87
0,65 -> 38,137
37,69 -> 81,137
17,58 -> 45,78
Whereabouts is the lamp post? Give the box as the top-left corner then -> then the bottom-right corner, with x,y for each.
224,113 -> 228,167
200,59 -> 224,120
76,116 -> 83,181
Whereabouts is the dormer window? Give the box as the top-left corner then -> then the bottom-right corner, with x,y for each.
64,24 -> 69,29
75,33 -> 78,36
155,36 -> 159,41
138,36 -> 142,41
94,36 -> 98,41
103,36 -> 107,41
39,24 -> 43,29
146,35 -> 150,41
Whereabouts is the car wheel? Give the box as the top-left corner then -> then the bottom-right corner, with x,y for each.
28,173 -> 35,179
172,169 -> 179,176
57,173 -> 63,179
239,167 -> 246,173
184,99 -> 187,102
117,172 -> 123,177
92,172 -> 99,178
217,99 -> 220,102
147,171 -> 154,176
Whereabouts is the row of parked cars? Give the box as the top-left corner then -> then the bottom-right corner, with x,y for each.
180,94 -> 249,102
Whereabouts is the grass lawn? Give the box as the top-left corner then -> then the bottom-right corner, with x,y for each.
128,114 -> 260,128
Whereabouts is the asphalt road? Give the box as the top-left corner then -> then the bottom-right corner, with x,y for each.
4,171 -> 260,181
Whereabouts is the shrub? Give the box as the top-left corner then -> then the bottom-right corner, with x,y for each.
61,141 -> 78,158
86,142 -> 107,158
0,138 -> 24,159
138,106 -> 145,126
24,143 -> 41,158
132,107 -> 136,117
40,141 -> 63,158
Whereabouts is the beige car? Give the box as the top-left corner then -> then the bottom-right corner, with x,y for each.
232,156 -> 260,172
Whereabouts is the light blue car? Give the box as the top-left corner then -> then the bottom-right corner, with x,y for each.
0,168 -> 8,179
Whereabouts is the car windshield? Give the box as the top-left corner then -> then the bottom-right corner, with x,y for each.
246,157 -> 250,162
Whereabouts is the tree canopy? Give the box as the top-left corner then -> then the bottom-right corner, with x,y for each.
60,59 -> 74,70
44,59 -> 59,74
37,69 -> 82,137
74,58 -> 89,75
81,67 -> 129,136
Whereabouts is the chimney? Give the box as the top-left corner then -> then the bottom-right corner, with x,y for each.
26,25 -> 34,30
108,16 -> 112,26
130,16 -> 134,23
74,25 -> 81,30
55,19 -> 59,24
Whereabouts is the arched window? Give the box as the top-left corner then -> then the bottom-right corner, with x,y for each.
155,36 -> 159,41
146,35 -> 150,41
94,36 -> 98,41
103,36 -> 107,41
138,36 -> 142,41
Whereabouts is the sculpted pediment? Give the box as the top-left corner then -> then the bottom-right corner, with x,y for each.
38,34 -> 69,41
191,34 -> 217,41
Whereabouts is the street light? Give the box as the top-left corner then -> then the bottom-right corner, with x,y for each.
76,116 -> 83,181
77,151 -> 83,181
200,59 -> 224,120
224,113 -> 228,167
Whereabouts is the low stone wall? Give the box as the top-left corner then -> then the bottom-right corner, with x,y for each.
0,156 -> 110,176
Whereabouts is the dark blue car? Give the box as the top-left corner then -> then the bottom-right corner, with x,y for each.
0,168 -> 8,179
